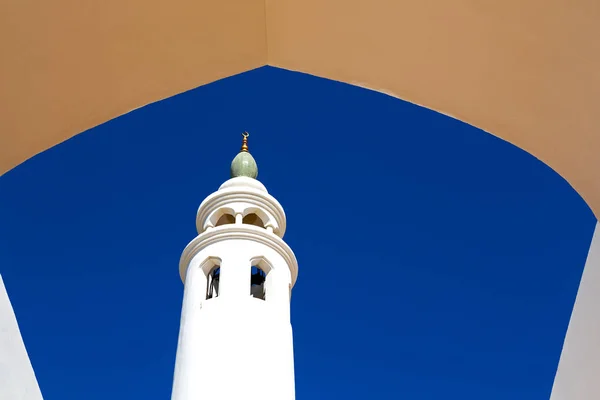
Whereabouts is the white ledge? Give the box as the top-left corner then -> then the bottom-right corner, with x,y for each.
196,186 -> 287,237
179,224 -> 298,285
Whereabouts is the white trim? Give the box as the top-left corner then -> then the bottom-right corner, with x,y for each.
550,222 -> 600,400
250,256 -> 275,274
196,187 -> 287,237
180,224 -> 298,286
0,275 -> 44,400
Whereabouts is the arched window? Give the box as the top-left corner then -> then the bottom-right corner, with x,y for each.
250,265 -> 267,300
215,213 -> 235,226
206,266 -> 220,300
242,213 -> 265,228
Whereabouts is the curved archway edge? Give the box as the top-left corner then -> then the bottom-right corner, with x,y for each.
1,0 -> 598,218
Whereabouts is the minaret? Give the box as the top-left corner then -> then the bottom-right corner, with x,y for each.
171,133 -> 298,400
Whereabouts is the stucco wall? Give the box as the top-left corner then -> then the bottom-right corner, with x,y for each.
1,0 -> 599,217
0,275 -> 43,400
266,0 -> 600,218
551,223 -> 600,399
0,0 -> 267,175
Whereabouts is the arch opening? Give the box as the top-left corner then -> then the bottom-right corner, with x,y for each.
243,213 -> 265,228
206,265 -> 221,300
250,265 -> 268,300
215,213 -> 235,227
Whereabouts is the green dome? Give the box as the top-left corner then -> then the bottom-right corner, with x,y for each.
230,151 -> 258,179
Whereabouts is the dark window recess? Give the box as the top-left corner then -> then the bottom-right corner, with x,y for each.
250,266 -> 267,300
216,214 -> 235,226
243,213 -> 265,228
206,267 -> 220,299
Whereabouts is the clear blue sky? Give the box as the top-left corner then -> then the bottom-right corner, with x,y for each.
0,66 -> 596,399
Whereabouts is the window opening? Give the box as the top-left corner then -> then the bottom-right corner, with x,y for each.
206,266 -> 220,299
250,266 -> 267,300
215,214 -> 235,226
242,213 -> 265,228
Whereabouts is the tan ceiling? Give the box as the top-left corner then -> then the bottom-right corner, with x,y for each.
1,0 -> 599,217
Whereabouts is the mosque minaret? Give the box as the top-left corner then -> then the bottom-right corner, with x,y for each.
171,133 -> 299,400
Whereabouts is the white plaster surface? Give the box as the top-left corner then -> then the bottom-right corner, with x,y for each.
0,275 -> 43,400
172,178 -> 297,400
197,177 -> 287,238
551,222 -> 600,400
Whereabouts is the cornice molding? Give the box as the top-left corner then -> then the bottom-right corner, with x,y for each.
196,187 -> 287,237
179,224 -> 298,285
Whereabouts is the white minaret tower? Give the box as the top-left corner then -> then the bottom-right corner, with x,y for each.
171,133 -> 299,400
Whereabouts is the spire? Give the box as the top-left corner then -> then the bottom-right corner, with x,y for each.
240,131 -> 249,152
230,131 -> 258,179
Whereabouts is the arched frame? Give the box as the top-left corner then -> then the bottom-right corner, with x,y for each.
1,0 -> 599,218
2,2 -> 599,397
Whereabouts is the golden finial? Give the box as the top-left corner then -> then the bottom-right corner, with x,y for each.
241,131 -> 249,152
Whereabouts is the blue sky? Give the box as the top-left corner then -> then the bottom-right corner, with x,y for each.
0,66 -> 596,399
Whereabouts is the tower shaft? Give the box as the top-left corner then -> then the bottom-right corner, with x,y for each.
171,171 -> 298,400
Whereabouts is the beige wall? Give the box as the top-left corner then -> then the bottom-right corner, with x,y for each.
0,0 -> 267,176
1,0 -> 599,217
267,0 -> 600,217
